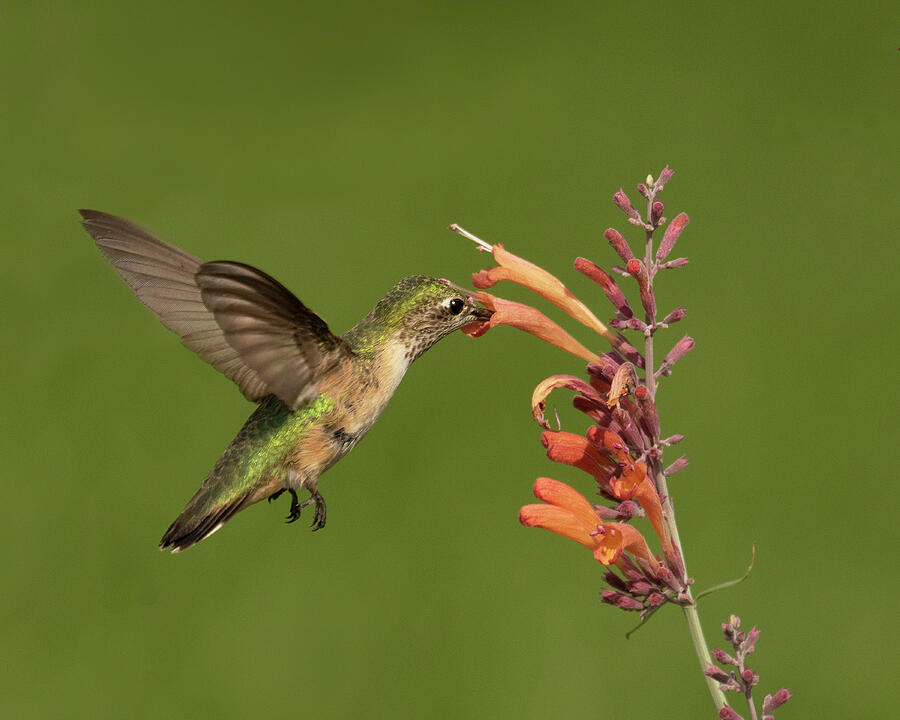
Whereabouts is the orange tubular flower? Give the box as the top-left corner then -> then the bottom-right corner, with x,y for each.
519,478 -> 658,571
465,292 -> 602,364
541,431 -> 617,491
598,430 -> 674,556
472,243 -> 620,346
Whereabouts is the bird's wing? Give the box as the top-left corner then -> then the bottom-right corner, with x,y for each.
195,260 -> 352,409
81,210 -> 351,408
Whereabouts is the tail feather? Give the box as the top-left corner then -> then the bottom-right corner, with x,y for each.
159,494 -> 247,553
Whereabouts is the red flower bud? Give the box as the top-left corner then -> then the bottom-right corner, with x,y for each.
604,228 -> 635,263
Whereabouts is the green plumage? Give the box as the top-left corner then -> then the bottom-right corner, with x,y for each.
159,394 -> 335,549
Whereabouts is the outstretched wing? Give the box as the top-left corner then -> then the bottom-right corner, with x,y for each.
195,261 -> 352,409
81,210 -> 351,408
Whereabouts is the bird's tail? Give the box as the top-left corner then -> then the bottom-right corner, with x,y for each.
158,485 -> 248,553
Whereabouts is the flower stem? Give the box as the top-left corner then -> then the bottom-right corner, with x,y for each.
641,183 -> 725,711
684,600 -> 727,709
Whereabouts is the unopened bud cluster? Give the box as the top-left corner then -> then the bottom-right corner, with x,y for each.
704,616 -> 792,720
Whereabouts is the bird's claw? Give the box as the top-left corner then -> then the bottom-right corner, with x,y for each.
284,489 -> 327,530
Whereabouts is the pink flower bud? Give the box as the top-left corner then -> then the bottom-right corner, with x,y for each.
654,165 -> 674,193
610,318 -> 647,332
712,648 -> 738,666
718,706 -> 743,720
626,259 -> 656,319
600,590 -> 644,611
659,257 -> 689,270
612,189 -> 642,222
595,503 -> 624,520
626,579 -> 653,595
651,201 -> 664,226
604,571 -> 628,591
604,227 -> 635,263
657,212 -> 689,262
637,182 -> 650,199
586,356 -> 620,382
762,688 -> 793,713
662,335 -> 694,371
612,335 -> 646,369
613,499 -> 641,519
662,306 -> 687,324
741,626 -> 760,654
664,455 -> 689,476
704,664 -> 731,683
574,257 -> 634,318
634,385 -> 660,440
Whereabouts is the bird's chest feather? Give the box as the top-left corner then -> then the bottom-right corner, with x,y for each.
287,342 -> 411,474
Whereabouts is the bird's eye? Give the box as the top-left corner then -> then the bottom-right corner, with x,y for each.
448,298 -> 464,315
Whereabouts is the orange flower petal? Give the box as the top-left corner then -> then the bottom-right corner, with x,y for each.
633,478 -> 674,556
519,504 -> 595,549
531,375 -> 606,429
594,522 -> 659,571
609,460 -> 647,500
541,431 -> 616,481
598,430 -> 632,464
531,477 -> 602,532
460,319 -> 492,337
473,244 -> 617,341
474,292 -> 601,364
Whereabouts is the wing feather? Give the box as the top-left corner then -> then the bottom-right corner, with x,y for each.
80,210 -> 270,402
82,210 -> 352,409
196,261 -> 351,409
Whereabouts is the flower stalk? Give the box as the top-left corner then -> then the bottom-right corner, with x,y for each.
454,166 -> 789,716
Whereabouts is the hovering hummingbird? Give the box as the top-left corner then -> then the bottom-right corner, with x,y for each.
81,210 -> 492,553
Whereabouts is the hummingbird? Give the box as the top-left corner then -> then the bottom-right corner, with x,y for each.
81,210 -> 492,553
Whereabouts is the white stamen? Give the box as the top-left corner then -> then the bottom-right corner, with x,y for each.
449,223 -> 493,253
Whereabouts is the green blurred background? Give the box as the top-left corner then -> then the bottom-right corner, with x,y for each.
3,1 -> 897,717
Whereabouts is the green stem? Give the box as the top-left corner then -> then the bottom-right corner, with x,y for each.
654,465 -> 726,710
683,599 -> 727,709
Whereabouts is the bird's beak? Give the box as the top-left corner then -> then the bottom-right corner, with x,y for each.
461,303 -> 493,338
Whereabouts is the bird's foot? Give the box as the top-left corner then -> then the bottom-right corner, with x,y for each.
268,489 -> 286,504
308,491 -> 327,531
285,489 -> 327,531
285,489 -> 302,523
